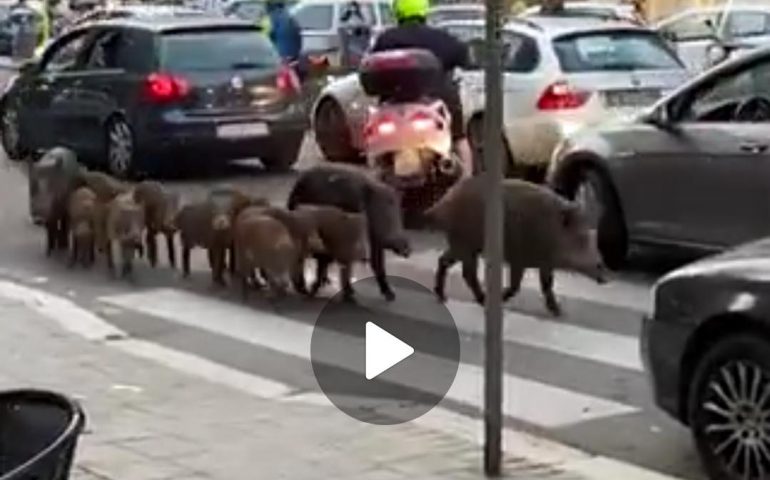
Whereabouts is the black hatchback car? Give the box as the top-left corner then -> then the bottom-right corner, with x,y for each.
0,16 -> 309,178
643,238 -> 770,480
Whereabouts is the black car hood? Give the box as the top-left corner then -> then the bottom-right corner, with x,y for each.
658,237 -> 770,286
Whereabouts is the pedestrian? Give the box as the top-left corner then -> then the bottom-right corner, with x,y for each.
338,0 -> 372,69
264,0 -> 303,63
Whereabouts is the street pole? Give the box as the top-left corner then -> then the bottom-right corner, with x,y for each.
483,0 -> 503,474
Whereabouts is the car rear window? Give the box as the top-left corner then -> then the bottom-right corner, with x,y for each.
158,29 -> 280,72
552,30 -> 682,72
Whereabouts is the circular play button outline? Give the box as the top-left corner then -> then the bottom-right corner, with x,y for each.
310,275 -> 461,425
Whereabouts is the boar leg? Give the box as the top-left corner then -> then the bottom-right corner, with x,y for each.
45,220 -> 56,257
340,263 -> 356,303
309,256 -> 332,297
165,232 -> 176,268
105,240 -> 116,277
369,244 -> 395,302
228,242 -> 236,275
502,265 -> 524,302
145,229 -> 158,268
120,245 -> 133,279
208,247 -> 226,287
182,244 -> 191,278
434,250 -> 459,303
461,254 -> 485,305
57,215 -> 69,251
291,258 -> 309,295
539,268 -> 562,317
67,234 -> 77,269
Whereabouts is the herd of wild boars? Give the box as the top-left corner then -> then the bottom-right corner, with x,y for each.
28,147 -> 608,313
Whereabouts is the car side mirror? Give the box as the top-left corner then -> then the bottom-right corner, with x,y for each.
644,104 -> 676,130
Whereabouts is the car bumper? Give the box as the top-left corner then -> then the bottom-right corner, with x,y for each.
135,107 -> 308,163
641,313 -> 691,423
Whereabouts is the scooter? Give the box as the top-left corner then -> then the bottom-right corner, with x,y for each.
359,48 -> 464,215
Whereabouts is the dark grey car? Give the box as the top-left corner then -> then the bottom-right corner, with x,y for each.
547,46 -> 770,269
642,237 -> 770,480
0,16 -> 308,178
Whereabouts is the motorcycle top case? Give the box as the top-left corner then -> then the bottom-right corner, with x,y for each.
359,48 -> 443,101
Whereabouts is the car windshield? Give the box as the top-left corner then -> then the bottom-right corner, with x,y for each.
158,29 -> 280,72
553,30 -> 683,72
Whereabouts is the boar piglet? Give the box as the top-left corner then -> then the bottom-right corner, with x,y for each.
133,180 -> 180,268
30,147 -> 83,255
425,176 -> 607,317
76,170 -> 131,203
233,209 -> 299,301
286,163 -> 411,302
104,192 -> 146,280
67,186 -> 98,268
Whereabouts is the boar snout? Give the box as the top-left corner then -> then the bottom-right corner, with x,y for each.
212,214 -> 231,231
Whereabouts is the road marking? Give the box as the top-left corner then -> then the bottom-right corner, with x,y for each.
99,287 -> 640,428
0,277 -> 686,480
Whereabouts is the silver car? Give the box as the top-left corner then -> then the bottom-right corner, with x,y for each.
655,5 -> 770,74
311,15 -> 688,179
547,44 -> 770,269
521,1 -> 638,23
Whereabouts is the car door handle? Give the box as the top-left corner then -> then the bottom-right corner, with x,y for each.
739,142 -> 769,153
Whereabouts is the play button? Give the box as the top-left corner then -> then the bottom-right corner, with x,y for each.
366,322 -> 414,380
310,276 -> 461,425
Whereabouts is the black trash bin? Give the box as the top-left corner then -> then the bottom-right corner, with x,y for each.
0,389 -> 86,480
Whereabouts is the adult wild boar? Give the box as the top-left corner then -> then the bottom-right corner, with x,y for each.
67,186 -> 98,268
233,209 -> 299,301
133,181 -> 180,268
104,191 -> 146,279
29,147 -> 83,255
286,163 -> 411,302
424,176 -> 607,317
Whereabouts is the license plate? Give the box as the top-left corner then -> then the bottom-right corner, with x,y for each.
603,89 -> 660,108
216,122 -> 268,139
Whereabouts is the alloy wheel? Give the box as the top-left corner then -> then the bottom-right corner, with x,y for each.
698,360 -> 770,479
107,120 -> 133,177
575,174 -> 604,231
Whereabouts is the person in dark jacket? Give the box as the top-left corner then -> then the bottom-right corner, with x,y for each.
370,0 -> 473,177
264,0 -> 302,62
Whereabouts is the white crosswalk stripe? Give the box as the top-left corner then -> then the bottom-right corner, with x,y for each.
98,264 -> 650,431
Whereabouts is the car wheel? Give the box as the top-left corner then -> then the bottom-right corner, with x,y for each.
688,334 -> 770,480
105,117 -> 135,180
261,134 -> 303,172
2,104 -> 26,161
467,115 -> 512,176
313,99 -> 361,163
573,168 -> 628,269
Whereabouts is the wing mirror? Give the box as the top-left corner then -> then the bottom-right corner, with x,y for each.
644,104 -> 676,129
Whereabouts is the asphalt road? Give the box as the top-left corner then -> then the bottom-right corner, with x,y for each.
0,67 -> 711,480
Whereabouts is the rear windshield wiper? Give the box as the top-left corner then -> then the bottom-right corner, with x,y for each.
230,61 -> 270,70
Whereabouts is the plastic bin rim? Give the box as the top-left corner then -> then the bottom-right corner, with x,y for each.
0,389 -> 86,480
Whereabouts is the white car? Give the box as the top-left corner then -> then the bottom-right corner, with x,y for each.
522,1 -> 637,23
427,3 -> 485,25
655,5 -> 770,74
311,14 -> 689,179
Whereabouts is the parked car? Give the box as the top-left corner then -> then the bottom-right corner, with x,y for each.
70,4 -> 211,27
547,44 -> 770,270
311,15 -> 688,179
221,0 -> 265,22
0,16 -> 309,178
289,0 -> 395,64
643,237 -> 770,480
522,1 -> 638,23
655,5 -> 770,74
427,3 -> 485,25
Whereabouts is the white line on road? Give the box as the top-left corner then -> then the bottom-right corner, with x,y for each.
98,287 -> 639,428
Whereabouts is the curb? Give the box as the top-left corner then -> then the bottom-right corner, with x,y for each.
0,278 -> 690,480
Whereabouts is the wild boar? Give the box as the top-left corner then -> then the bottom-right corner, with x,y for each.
292,204 -> 368,301
76,170 -> 130,203
286,163 -> 411,302
424,176 -> 607,316
104,191 -> 145,280
133,180 -> 180,268
29,147 -> 83,255
66,186 -> 97,268
233,210 -> 299,301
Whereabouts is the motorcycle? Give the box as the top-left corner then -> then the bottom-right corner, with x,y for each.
358,48 -> 463,216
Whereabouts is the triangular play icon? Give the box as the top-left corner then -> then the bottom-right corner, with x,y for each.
365,322 -> 415,380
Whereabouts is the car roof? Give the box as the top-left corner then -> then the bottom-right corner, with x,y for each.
292,0 -> 386,5
73,15 -> 255,33
656,4 -> 770,24
437,16 -> 649,38
429,4 -> 485,11
93,4 -> 207,15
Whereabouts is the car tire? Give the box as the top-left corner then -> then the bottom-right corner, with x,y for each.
687,333 -> 770,480
105,117 -> 136,180
313,99 -> 361,164
573,168 -> 628,270
467,115 -> 512,176
261,135 -> 303,172
2,104 -> 26,161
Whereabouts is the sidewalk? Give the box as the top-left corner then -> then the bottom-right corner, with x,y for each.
0,282 -> 652,480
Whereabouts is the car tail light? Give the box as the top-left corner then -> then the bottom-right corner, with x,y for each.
143,73 -> 189,103
364,115 -> 397,138
410,111 -> 435,131
537,81 -> 591,110
276,64 -> 301,96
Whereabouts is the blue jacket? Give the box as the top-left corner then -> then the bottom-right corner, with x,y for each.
265,5 -> 302,62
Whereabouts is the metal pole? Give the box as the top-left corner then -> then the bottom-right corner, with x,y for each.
483,0 -> 503,474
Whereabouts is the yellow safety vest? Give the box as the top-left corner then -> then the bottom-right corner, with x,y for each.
260,16 -> 271,37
